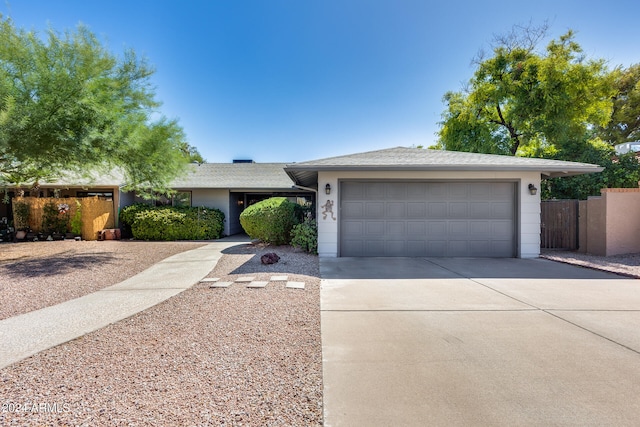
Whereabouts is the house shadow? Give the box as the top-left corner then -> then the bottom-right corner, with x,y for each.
221,243 -> 320,277
0,253 -> 116,278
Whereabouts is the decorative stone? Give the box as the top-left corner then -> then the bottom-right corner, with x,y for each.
286,281 -> 305,289
261,253 -> 280,265
246,281 -> 268,288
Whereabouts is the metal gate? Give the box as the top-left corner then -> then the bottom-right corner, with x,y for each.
540,200 -> 579,250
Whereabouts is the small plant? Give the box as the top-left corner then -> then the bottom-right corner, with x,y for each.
71,199 -> 83,236
290,216 -> 318,254
13,201 -> 31,230
42,200 -> 69,235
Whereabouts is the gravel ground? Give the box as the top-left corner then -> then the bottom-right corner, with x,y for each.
540,250 -> 640,278
0,242 -> 322,426
0,240 -> 207,320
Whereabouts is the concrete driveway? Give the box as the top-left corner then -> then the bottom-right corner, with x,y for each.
320,257 -> 640,426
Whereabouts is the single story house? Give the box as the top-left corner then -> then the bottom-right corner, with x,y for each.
2,146 -> 601,258
284,147 -> 602,258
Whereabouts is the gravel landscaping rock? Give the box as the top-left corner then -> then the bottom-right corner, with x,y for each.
540,250 -> 640,278
0,240 -> 206,320
0,242 -> 322,426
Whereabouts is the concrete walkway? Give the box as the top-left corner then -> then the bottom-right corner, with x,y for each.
320,257 -> 640,426
0,237 -> 246,369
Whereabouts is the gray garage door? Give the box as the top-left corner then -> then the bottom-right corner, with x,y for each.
340,181 -> 516,257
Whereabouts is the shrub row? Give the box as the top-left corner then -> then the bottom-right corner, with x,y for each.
120,204 -> 225,241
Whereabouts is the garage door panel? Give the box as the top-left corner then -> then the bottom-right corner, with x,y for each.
448,183 -> 469,198
387,183 -> 407,199
407,202 -> 426,217
449,221 -> 468,235
448,202 -> 469,218
427,240 -> 447,256
428,221 -> 448,237
387,202 -> 406,218
492,202 -> 513,218
365,221 -> 385,236
366,240 -> 385,256
387,221 -> 405,235
428,202 -> 447,218
470,221 -> 492,236
342,221 -> 363,236
342,240 -> 364,256
470,202 -> 492,217
407,221 -> 426,236
407,183 -> 427,198
342,182 -> 365,198
365,202 -> 384,217
407,240 -> 426,255
386,240 -> 405,255
342,201 -> 364,218
492,221 -> 514,238
366,183 -> 386,199
340,181 -> 515,257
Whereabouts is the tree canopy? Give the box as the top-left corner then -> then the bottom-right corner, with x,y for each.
436,26 -> 615,157
435,24 -> 640,199
0,16 -> 202,196
597,63 -> 640,145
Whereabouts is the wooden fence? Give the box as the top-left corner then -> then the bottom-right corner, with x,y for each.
12,196 -> 115,241
540,200 -> 579,250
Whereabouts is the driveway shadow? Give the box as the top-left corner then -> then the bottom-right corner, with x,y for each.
320,257 -> 626,280
221,244 -> 320,277
0,253 -> 116,278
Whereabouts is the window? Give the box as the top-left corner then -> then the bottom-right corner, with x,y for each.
76,191 -> 114,201
173,191 -> 192,207
154,191 -> 191,207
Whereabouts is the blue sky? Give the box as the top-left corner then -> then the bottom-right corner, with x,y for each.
2,1 -> 639,163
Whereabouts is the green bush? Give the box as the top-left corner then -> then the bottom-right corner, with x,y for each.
42,201 -> 69,234
123,205 -> 225,241
239,197 -> 298,245
290,217 -> 318,254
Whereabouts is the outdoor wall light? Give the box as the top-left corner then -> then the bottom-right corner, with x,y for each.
325,183 -> 331,195
528,183 -> 538,195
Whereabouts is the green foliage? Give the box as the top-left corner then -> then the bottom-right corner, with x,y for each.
597,63 -> 640,145
436,26 -> 615,156
0,15 -> 200,194
239,197 -> 298,245
123,205 -> 224,241
71,199 -> 83,235
12,201 -> 30,230
42,201 -> 69,234
290,217 -> 318,254
543,140 -> 640,200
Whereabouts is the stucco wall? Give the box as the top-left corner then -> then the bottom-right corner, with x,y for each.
579,189 -> 640,256
603,189 -> 640,255
191,189 -> 231,236
316,170 -> 541,258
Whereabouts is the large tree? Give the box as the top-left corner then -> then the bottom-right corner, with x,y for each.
597,63 -> 640,145
0,16 -> 201,196
436,26 -> 615,157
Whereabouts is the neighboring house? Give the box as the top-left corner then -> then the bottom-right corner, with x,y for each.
1,161 -> 314,237
614,142 -> 640,155
284,147 -> 602,258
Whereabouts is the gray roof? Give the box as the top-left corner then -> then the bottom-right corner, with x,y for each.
171,163 -> 297,190
284,147 -> 604,187
5,163 -> 299,191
